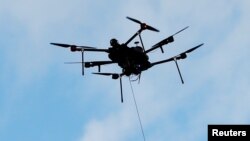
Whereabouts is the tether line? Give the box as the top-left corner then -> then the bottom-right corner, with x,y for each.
129,78 -> 146,141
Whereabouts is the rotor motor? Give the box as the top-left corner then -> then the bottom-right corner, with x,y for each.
70,46 -> 77,52
112,74 -> 119,79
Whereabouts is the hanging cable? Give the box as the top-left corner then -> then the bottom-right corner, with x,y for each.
129,78 -> 146,141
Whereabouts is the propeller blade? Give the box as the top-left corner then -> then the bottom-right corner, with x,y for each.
184,43 -> 204,53
126,16 -> 142,24
64,62 -> 84,64
146,25 -> 160,32
92,72 -> 120,80
92,72 -> 114,76
126,16 -> 159,32
172,26 -> 189,36
50,43 -> 72,48
50,43 -> 96,49
120,76 -> 123,103
149,26 -> 189,50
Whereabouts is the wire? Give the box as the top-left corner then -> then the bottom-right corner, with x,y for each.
129,78 -> 146,141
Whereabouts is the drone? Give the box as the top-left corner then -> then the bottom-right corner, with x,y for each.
51,16 -> 204,103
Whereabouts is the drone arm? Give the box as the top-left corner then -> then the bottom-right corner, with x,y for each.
150,55 -> 185,84
125,29 -> 143,45
83,48 -> 109,52
65,61 -> 114,73
150,57 -> 175,67
145,36 -> 174,53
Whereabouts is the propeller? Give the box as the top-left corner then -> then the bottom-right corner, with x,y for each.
172,26 -> 189,36
92,72 -> 117,76
64,62 -> 84,64
93,72 -> 124,103
150,43 -> 204,84
126,16 -> 159,32
125,17 -> 159,46
146,26 -> 189,53
63,59 -> 85,75
174,43 -> 204,84
183,43 -> 204,54
50,43 -> 96,49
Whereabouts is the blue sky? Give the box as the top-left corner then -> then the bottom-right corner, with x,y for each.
0,0 -> 249,141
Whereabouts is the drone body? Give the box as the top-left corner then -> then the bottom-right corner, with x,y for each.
51,17 -> 204,102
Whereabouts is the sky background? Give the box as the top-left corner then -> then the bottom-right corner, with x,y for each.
0,0 -> 249,141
